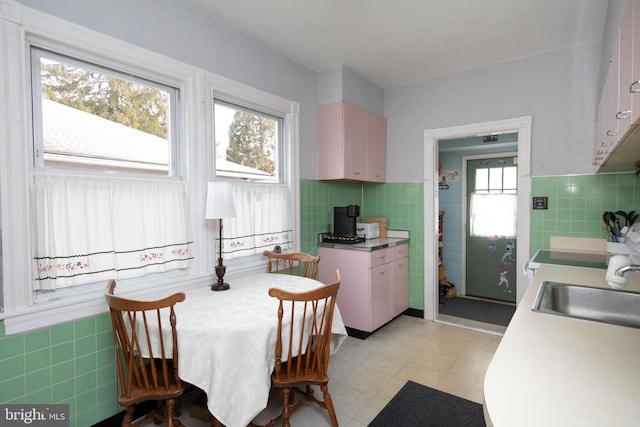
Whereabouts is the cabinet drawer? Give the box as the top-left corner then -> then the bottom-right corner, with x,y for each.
389,244 -> 408,261
370,248 -> 390,268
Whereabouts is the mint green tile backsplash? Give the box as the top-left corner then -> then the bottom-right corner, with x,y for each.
0,315 -> 118,427
300,180 -> 425,309
530,173 -> 640,254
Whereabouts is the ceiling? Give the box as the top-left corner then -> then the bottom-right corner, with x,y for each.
185,0 -> 609,88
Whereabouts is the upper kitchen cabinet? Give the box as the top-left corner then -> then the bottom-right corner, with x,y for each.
597,0 -> 640,173
318,101 -> 387,182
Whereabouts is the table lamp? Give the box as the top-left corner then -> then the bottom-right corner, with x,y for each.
205,181 -> 236,291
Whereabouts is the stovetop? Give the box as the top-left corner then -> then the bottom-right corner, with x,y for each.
321,235 -> 365,245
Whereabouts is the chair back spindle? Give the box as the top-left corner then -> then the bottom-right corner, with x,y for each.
105,279 -> 186,427
263,250 -> 321,279
265,270 -> 341,427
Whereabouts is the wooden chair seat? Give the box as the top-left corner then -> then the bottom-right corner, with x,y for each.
263,250 -> 321,280
105,279 -> 187,427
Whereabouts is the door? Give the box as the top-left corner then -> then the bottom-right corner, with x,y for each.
465,155 -> 517,303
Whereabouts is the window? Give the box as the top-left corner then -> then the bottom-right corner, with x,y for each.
0,5 -> 299,334
30,46 -> 179,177
214,99 -> 283,183
209,89 -> 299,261
470,160 -> 517,238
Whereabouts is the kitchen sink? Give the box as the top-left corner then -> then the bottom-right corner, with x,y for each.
532,281 -> 640,329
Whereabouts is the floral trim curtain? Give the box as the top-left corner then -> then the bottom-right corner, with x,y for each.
32,175 -> 192,290
222,183 -> 292,260
470,193 -> 517,238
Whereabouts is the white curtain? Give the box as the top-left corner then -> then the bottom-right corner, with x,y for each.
32,175 -> 192,290
222,183 -> 292,260
470,193 -> 517,238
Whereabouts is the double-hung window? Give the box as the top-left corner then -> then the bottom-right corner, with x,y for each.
0,5 -> 299,333
29,44 -> 193,296
210,92 -> 298,262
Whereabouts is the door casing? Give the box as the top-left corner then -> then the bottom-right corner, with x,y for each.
423,117 -> 531,321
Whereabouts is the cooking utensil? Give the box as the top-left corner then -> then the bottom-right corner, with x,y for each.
603,212 -> 615,242
629,211 -> 638,226
612,212 -> 622,237
616,210 -> 629,227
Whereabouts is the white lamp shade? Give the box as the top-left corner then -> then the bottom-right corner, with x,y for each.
205,182 -> 236,219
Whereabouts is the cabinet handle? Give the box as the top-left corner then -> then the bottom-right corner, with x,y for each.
630,80 -> 640,93
606,129 -> 619,136
616,110 -> 632,119
378,270 -> 387,276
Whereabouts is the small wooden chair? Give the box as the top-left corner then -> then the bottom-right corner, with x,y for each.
263,270 -> 341,427
263,250 -> 321,280
104,280 -> 187,427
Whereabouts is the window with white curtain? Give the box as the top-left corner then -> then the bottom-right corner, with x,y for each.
28,43 -> 191,294
210,86 -> 298,262
470,166 -> 517,238
0,5 -> 300,333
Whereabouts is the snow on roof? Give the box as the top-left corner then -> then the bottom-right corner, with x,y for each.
43,98 -> 169,165
42,98 -> 274,180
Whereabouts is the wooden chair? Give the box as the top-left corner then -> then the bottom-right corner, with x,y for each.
104,280 -> 187,427
263,250 -> 321,280
263,270 -> 341,427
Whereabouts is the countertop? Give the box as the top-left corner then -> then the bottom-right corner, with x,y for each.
483,264 -> 640,426
318,237 -> 409,251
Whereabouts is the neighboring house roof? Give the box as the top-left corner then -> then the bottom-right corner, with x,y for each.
43,98 -> 169,165
42,98 -> 273,180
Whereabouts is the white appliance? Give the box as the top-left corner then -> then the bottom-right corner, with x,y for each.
356,222 -> 380,239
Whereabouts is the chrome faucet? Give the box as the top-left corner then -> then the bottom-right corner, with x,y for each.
615,264 -> 640,277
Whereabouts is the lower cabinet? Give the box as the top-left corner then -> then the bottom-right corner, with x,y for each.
318,244 -> 409,335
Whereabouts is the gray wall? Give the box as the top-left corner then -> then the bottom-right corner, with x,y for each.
384,41 -> 602,181
18,0 -> 321,180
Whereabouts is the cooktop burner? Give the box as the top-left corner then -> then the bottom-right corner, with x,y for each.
322,235 -> 365,245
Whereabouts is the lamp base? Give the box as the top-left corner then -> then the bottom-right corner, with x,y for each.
211,282 -> 230,291
212,263 -> 230,291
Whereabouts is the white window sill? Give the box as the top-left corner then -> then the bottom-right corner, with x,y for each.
0,273 -> 213,335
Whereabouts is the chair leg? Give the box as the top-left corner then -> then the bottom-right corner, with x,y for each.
320,385 -> 339,427
122,405 -> 135,427
165,398 -> 180,427
281,388 -> 292,427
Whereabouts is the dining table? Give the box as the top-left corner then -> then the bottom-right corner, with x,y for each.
143,272 -> 348,427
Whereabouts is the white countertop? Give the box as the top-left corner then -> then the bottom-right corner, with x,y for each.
484,264 -> 640,427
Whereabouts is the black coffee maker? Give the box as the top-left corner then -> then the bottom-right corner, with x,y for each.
333,204 -> 360,237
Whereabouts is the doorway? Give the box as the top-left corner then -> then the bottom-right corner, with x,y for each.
423,117 -> 532,329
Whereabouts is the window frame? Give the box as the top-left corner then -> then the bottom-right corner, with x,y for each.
0,3 -> 300,334
205,74 -> 301,269
29,44 -> 182,178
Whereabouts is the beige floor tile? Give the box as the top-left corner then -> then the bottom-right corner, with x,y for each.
178,314 -> 501,426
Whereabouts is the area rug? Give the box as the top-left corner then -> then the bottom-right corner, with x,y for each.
368,381 -> 485,427
438,296 -> 515,327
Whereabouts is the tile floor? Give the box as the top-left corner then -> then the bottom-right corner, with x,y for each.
180,314 -> 502,426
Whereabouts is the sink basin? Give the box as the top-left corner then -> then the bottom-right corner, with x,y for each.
532,281 -> 640,329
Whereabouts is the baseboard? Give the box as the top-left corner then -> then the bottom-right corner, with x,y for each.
404,308 -> 424,318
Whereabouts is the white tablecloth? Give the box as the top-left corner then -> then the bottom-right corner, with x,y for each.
148,273 -> 347,427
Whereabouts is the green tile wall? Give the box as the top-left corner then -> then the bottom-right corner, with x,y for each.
0,315 -> 118,427
530,173 -> 640,254
300,180 -> 425,309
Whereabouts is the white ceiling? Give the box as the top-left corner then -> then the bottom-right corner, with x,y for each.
185,0 -> 609,88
